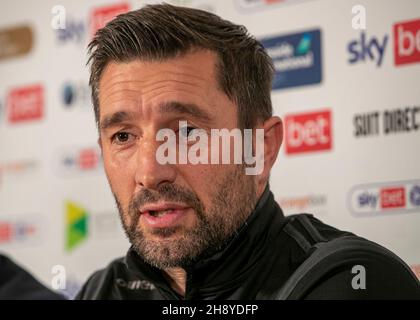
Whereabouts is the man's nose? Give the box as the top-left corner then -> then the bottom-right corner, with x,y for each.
134,138 -> 177,190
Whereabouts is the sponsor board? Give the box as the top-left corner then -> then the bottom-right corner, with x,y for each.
56,2 -> 130,45
353,106 -> 420,137
348,180 -> 420,216
65,201 -> 120,252
347,32 -> 388,67
0,214 -> 44,247
278,194 -> 327,215
0,159 -> 40,187
347,17 -> 420,67
90,2 -> 130,37
284,109 -> 332,155
7,84 -> 44,124
0,25 -> 33,61
261,29 -> 322,90
56,16 -> 85,44
54,146 -> 102,177
394,18 -> 420,66
61,81 -> 91,109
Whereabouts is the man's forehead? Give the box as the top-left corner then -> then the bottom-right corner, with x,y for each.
97,50 -> 221,111
99,49 -> 219,87
99,101 -> 213,131
96,49 -> 237,128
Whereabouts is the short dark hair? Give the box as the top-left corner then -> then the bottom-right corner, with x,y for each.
87,3 -> 274,129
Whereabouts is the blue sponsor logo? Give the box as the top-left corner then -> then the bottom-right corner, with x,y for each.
13,222 -> 36,240
62,83 -> 75,107
260,29 -> 322,90
60,81 -> 90,109
62,154 -> 76,168
347,32 -> 388,67
56,18 -> 85,44
410,185 -> 420,206
358,191 -> 378,208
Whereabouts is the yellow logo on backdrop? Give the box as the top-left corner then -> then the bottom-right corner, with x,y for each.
65,201 -> 89,252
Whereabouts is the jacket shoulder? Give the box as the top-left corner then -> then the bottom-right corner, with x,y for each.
75,257 -> 126,300
278,214 -> 420,299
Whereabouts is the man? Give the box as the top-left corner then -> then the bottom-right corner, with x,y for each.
76,4 -> 419,299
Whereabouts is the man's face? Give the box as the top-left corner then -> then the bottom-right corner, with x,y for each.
98,49 -> 258,269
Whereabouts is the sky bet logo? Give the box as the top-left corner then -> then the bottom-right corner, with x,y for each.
348,180 -> 420,216
56,2 -> 129,44
56,17 -> 85,44
284,109 -> 332,155
347,32 -> 388,67
90,3 -> 129,37
348,17 -> 420,67
0,221 -> 37,244
394,18 -> 420,65
260,29 -> 322,90
0,215 -> 42,246
54,146 -> 102,177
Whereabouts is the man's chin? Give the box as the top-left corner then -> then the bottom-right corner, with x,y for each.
133,236 -> 202,269
147,230 -> 185,241
139,224 -> 185,238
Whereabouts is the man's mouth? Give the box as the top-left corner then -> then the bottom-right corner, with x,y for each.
148,209 -> 172,217
139,203 -> 191,229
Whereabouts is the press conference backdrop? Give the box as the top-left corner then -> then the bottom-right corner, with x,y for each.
0,0 -> 419,297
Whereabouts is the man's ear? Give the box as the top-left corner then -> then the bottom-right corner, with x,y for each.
256,116 -> 283,192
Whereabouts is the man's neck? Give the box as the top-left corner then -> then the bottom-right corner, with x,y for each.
160,185 -> 270,298
163,267 -> 187,297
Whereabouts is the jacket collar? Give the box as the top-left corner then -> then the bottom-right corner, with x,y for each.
124,186 -> 285,299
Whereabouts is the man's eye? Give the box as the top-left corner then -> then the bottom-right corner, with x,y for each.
179,126 -> 198,138
111,132 -> 134,145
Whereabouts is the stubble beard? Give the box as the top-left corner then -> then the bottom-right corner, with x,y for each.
114,165 -> 257,270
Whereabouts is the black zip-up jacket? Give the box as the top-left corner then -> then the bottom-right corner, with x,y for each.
0,254 -> 65,300
76,188 -> 420,299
